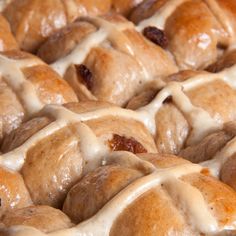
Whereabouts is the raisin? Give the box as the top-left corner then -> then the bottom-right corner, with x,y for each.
75,64 -> 93,90
164,95 -> 172,103
143,26 -> 168,48
109,134 -> 147,154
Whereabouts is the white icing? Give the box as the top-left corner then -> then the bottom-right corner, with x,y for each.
164,178 -> 218,233
0,54 -> 44,115
76,122 -> 108,174
51,28 -> 108,76
219,64 -> 236,89
137,0 -> 188,31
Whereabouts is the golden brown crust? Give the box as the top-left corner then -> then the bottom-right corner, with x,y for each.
2,2 -> 236,234
67,102 -> 156,154
64,100 -> 113,113
1,205 -> 73,233
66,102 -> 157,154
160,79 -> 236,149
2,50 -> 79,106
126,71 -> 203,111
1,51 -> 78,106
164,70 -> 204,83
214,0 -> 236,39
137,153 -> 190,168
179,121 -> 236,192
126,86 -> 159,110
0,167 -> 32,218
84,115 -> 157,153
22,64 -> 77,105
3,0 -> 67,53
164,0 -> 226,69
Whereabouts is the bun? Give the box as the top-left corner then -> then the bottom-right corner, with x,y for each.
130,0 -> 236,70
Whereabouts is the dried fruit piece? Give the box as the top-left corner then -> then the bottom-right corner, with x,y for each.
143,26 -> 168,48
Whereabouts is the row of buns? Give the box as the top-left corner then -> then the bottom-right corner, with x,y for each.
1,0 -> 236,235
